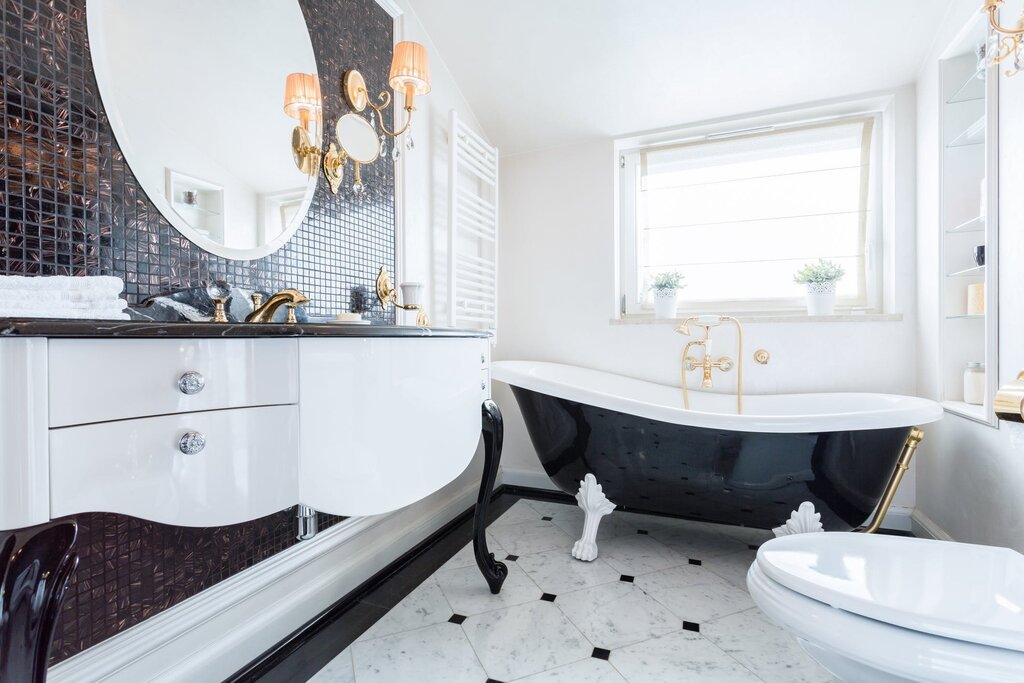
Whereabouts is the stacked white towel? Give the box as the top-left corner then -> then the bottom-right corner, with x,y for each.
0,276 -> 130,320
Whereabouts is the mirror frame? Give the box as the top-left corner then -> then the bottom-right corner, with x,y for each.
86,0 -> 321,261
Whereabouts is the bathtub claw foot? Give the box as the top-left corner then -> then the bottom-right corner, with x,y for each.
572,474 -> 617,562
475,399 -> 508,593
773,501 -> 824,537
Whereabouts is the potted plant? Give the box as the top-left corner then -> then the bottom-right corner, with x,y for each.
793,259 -> 845,316
651,271 -> 685,319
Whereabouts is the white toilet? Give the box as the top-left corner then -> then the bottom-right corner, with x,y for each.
747,532 -> 1024,682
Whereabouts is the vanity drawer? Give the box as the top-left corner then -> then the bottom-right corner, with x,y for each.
48,338 -> 298,427
49,405 -> 298,527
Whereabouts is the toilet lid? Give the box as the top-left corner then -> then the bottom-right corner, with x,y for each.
756,533 -> 1024,653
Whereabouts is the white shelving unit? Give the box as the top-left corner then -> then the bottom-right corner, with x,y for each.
937,17 -> 999,425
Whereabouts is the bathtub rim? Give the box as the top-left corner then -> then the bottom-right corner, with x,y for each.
492,360 -> 942,434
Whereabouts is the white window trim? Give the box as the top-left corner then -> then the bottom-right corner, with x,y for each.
615,93 -> 897,319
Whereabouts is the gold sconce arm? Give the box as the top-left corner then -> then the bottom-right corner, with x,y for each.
367,90 -> 415,139
985,0 -> 1024,35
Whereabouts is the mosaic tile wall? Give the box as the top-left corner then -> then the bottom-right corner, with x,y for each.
0,0 -> 395,664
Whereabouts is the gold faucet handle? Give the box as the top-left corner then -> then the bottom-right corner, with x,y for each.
715,357 -> 734,372
251,293 -> 264,310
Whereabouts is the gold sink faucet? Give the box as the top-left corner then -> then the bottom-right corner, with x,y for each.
676,315 -> 744,413
245,289 -> 310,323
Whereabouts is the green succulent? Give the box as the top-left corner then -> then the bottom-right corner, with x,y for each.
793,259 -> 845,285
651,271 -> 685,291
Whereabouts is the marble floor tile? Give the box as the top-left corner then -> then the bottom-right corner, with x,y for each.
634,564 -> 755,623
708,522 -> 775,548
492,499 -> 548,527
308,647 -> 354,683
511,656 -> 627,682
703,549 -> 758,591
703,607 -> 833,683
462,600 -> 592,681
440,533 -> 504,572
644,522 -> 751,559
592,534 -> 687,576
349,622 -> 486,683
487,519 -> 575,556
356,576 -> 452,641
556,581 -> 681,650
436,560 -> 542,616
516,548 -> 620,595
523,499 -> 582,521
611,630 -> 761,682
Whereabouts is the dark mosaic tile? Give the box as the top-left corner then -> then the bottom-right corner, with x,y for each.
540,593 -> 556,602
619,575 -> 634,583
504,554 -> 519,562
683,621 -> 700,633
448,614 -> 467,625
688,559 -> 702,566
541,516 -> 552,521
637,529 -> 649,535
592,647 -> 611,660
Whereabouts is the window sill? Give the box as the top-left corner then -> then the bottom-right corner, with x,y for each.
611,312 -> 903,325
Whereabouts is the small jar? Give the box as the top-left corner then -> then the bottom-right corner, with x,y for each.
964,362 -> 985,405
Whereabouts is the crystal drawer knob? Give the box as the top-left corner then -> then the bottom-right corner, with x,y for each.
178,432 -> 206,455
178,371 -> 205,395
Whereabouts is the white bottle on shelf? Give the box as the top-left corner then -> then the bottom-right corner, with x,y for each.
964,362 -> 985,405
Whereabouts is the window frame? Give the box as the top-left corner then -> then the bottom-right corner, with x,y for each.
616,98 -> 890,317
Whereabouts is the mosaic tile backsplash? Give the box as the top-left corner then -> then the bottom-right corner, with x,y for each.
1,0 -> 395,663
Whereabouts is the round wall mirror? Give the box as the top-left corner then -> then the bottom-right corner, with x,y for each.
87,0 -> 320,261
336,114 -> 381,163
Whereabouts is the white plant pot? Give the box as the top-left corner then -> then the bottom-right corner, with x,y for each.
805,282 -> 837,316
653,289 -> 679,319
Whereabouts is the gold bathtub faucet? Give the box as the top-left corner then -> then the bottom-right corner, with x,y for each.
676,315 -> 744,413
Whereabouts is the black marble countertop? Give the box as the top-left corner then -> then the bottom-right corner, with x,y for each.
0,318 -> 491,339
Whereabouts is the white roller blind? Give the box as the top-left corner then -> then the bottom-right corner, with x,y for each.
634,116 -> 876,305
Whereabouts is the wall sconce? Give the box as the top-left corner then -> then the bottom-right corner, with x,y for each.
984,0 -> 1024,76
376,266 -> 429,326
284,73 -> 323,175
342,41 -> 431,146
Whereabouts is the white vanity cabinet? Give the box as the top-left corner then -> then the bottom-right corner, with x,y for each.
0,332 -> 490,532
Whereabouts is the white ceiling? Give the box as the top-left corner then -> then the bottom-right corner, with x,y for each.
406,0 -> 958,155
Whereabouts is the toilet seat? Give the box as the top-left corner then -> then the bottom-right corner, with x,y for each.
756,533 -> 1024,652
747,533 -> 1024,683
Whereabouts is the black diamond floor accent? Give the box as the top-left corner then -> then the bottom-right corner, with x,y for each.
592,647 -> 611,660
619,574 -> 634,583
688,558 -> 702,566
541,516 -> 553,521
505,554 -> 519,562
683,621 -> 700,632
486,679 -> 505,683
448,614 -> 467,625
637,529 -> 649,535
541,593 -> 556,602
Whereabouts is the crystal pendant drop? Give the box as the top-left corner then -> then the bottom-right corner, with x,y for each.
392,144 -> 401,162
405,134 -> 414,151
379,135 -> 388,159
353,181 -> 365,196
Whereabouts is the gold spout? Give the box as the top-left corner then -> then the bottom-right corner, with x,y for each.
245,289 -> 310,323
677,314 -> 744,414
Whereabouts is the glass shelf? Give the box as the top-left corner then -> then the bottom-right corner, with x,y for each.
173,202 -> 221,217
945,313 -> 984,319
947,116 -> 986,148
946,265 -> 985,278
946,68 -> 985,104
946,215 -> 985,234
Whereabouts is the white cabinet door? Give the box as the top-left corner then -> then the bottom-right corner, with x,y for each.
299,337 -> 486,516
50,405 -> 298,526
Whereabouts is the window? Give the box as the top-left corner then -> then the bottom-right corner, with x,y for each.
619,111 -> 882,315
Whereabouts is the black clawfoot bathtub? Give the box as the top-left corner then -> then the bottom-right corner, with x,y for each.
494,361 -> 943,531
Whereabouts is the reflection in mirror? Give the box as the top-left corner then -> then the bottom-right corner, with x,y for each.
324,114 -> 381,196
87,0 -> 320,260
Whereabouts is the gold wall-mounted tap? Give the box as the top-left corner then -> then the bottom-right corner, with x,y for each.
676,315 -> 745,413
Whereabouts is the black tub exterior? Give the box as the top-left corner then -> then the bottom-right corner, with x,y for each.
511,387 -> 911,531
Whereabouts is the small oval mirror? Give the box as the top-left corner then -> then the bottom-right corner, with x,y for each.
336,114 -> 380,164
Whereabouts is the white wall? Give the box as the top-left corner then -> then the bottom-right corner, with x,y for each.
494,88 -> 920,512
914,0 -> 1024,552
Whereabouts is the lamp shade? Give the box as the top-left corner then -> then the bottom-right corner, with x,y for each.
388,41 -> 431,96
284,72 -> 322,119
